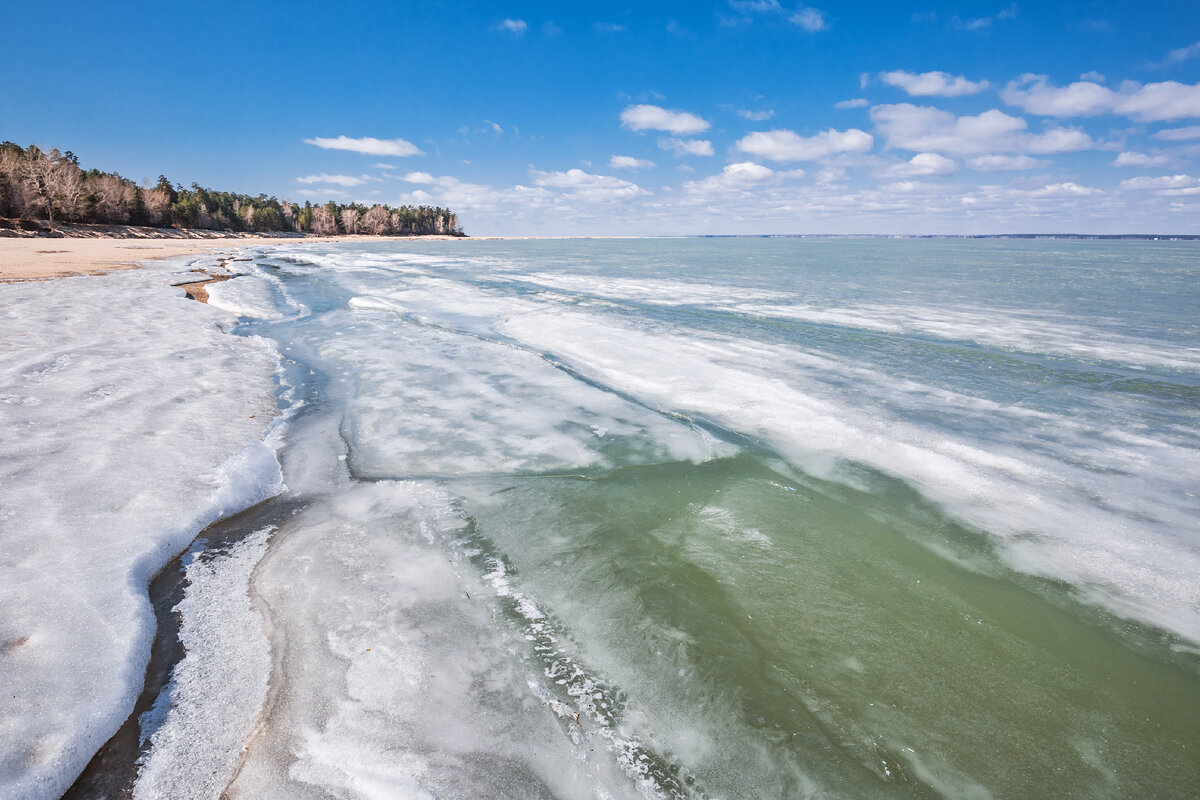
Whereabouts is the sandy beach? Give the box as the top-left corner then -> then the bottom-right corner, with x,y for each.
0,234 -> 465,282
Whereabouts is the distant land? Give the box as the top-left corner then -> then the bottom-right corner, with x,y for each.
0,142 -> 463,238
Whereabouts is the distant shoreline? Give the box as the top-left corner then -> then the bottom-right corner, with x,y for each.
671,233 -> 1200,240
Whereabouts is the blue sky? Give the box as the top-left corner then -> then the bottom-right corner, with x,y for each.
3,1 -> 1200,235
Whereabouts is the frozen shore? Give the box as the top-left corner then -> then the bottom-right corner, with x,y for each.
0,234 -> 466,282
0,249 -> 285,799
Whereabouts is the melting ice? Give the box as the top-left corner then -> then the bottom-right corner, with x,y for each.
2,238 -> 1199,799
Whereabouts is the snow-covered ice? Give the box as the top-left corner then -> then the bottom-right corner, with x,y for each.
0,257 -> 282,799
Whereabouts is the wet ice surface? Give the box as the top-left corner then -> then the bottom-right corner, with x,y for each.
4,239 -> 1200,800
499,307 -> 1200,643
0,257 -> 282,800
133,527 -> 274,800
225,240 -> 1198,798
204,268 -> 303,321
320,309 -> 714,478
226,482 -> 643,800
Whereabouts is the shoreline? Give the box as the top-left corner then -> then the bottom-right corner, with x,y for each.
10,232 -> 1195,283
0,234 -> 465,282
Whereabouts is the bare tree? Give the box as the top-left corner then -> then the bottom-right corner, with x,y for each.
361,205 -> 392,235
281,202 -> 296,231
88,173 -> 131,223
142,188 -> 171,226
0,146 -> 33,217
340,207 -> 361,234
20,146 -> 59,222
48,160 -> 86,222
311,205 -> 338,235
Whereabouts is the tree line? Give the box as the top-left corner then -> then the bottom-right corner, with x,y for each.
0,142 -> 463,236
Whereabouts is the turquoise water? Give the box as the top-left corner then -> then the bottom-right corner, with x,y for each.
227,239 -> 1200,798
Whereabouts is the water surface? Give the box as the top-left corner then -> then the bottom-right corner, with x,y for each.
207,238 -> 1200,798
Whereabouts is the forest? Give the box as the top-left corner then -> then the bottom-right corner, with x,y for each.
0,142 -> 463,236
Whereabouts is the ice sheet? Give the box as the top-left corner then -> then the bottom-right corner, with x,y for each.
133,527 -> 274,800
226,482 -> 641,800
509,272 -> 1200,371
325,304 -> 717,477
204,269 -> 302,321
499,307 -> 1200,643
0,261 -> 281,799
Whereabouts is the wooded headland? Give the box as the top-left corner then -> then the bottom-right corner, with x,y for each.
0,142 -> 462,237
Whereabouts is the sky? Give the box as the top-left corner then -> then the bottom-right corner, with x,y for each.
3,0 -> 1200,235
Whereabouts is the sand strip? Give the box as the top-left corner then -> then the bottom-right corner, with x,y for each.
0,234 -> 465,282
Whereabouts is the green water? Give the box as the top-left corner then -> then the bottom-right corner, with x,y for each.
447,454 -> 1199,798
241,238 -> 1200,798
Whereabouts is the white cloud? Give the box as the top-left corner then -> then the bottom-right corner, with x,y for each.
954,5 -> 1016,30
729,1 -> 828,31
1113,152 -> 1170,167
1003,75 -> 1200,122
1001,76 -> 1114,116
871,103 -> 1094,156
880,70 -> 989,97
683,161 -> 781,193
735,127 -> 873,161
815,166 -> 847,184
392,172 -> 557,217
729,0 -> 782,11
1152,125 -> 1200,140
658,138 -> 715,157
1119,175 -> 1198,190
1019,182 -> 1103,198
610,155 -> 657,170
304,135 -> 424,157
621,104 -> 711,134
530,168 -> 648,201
884,152 -> 957,177
1080,71 -> 1106,83
968,154 -> 1051,170
371,162 -> 397,170
532,168 -> 630,188
871,104 -> 1017,154
790,7 -> 828,31
296,173 -> 371,186
1024,127 -> 1094,154
738,109 -> 776,121
294,188 -> 349,198
496,18 -> 527,34
835,98 -> 869,109
1118,82 -> 1200,122
1165,41 -> 1200,64
594,22 -> 627,32
881,180 -> 944,193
